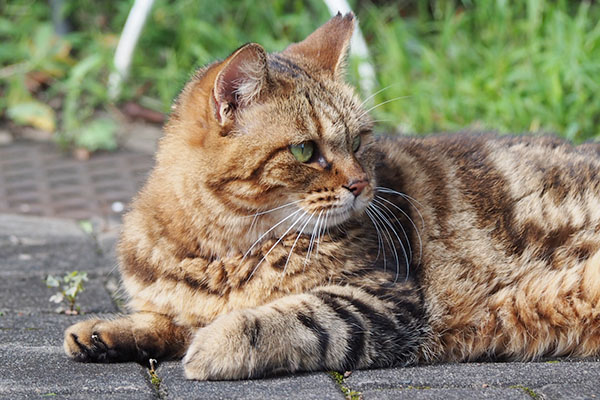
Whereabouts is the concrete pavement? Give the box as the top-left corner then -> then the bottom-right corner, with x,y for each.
1,213 -> 599,399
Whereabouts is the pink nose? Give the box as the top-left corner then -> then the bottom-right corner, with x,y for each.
345,179 -> 368,197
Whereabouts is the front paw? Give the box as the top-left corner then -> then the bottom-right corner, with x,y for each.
183,310 -> 262,380
64,318 -> 134,362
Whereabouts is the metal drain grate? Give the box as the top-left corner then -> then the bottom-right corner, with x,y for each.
0,142 -> 154,220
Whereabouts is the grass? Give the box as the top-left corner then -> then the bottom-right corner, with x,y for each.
510,384 -> 541,399
363,0 -> 600,142
328,371 -> 362,400
1,1 -> 600,150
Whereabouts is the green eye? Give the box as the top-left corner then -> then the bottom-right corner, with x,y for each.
352,135 -> 361,152
290,141 -> 315,163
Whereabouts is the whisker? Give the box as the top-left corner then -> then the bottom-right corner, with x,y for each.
359,83 -> 401,108
304,210 -> 324,268
368,204 -> 399,278
369,119 -> 393,124
281,212 -> 314,281
315,209 -> 328,259
247,210 -> 308,280
249,213 -> 260,233
376,187 -> 425,231
370,203 -> 409,282
375,194 -> 423,266
365,208 -> 384,267
242,208 -> 303,262
362,95 -> 412,116
243,200 -> 302,218
372,197 -> 413,265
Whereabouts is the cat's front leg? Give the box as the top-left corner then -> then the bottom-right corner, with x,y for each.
64,311 -> 191,363
184,284 -> 424,380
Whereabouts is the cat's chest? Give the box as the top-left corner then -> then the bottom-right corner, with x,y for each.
125,231 -> 375,326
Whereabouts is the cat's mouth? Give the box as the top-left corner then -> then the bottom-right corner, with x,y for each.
297,185 -> 373,231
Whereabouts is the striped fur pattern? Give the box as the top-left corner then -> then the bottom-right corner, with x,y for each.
64,13 -> 600,380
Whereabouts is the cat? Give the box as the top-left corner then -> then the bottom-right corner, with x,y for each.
64,12 -> 600,380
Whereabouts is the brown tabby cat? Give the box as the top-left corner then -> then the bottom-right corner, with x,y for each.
64,13 -> 600,380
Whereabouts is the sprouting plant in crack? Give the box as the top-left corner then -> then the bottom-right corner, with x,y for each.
45,271 -> 89,314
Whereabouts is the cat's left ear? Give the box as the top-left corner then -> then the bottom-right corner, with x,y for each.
282,12 -> 355,79
213,43 -> 268,126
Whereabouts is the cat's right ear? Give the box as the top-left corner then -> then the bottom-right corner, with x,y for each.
212,43 -> 268,127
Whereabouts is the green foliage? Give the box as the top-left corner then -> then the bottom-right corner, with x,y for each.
328,371 -> 362,400
1,1 -> 118,151
124,0 -> 330,109
2,0 -> 600,150
362,0 -> 600,142
45,271 -> 89,314
148,359 -> 162,391
510,385 -> 541,399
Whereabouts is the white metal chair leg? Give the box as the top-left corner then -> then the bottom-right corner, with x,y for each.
108,0 -> 155,100
108,0 -> 375,101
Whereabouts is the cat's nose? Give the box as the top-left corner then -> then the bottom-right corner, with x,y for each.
345,179 -> 368,197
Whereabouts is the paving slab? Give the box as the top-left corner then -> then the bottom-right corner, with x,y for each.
537,382 -> 600,399
359,387 -> 531,399
0,273 -> 117,314
344,361 -> 600,392
0,214 -> 104,274
1,209 -> 600,399
0,313 -> 115,347
157,361 -> 344,399
0,345 -> 155,399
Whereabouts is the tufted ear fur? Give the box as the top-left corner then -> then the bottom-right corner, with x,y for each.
282,12 -> 355,79
213,43 -> 268,126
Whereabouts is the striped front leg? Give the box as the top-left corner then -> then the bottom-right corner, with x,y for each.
183,284 -> 425,380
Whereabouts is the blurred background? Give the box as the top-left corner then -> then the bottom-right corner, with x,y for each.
1,0 -> 600,157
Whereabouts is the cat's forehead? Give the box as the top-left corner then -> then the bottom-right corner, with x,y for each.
265,56 -> 365,137
267,88 -> 362,146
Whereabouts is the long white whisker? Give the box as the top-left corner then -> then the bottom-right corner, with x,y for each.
376,195 -> 423,266
370,204 -> 407,282
359,83 -> 401,108
304,210 -> 324,268
247,210 -> 308,280
281,212 -> 314,281
315,209 -> 328,259
372,197 -> 413,264
249,213 -> 260,232
242,209 -> 303,261
362,95 -> 411,116
243,200 -> 302,218
368,205 -> 398,276
376,187 -> 425,230
365,208 -> 384,266
315,211 -> 325,258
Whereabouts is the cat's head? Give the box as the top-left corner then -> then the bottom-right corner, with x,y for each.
160,13 -> 376,244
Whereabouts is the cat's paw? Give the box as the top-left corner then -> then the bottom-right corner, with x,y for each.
183,310 -> 263,380
64,318 -> 134,362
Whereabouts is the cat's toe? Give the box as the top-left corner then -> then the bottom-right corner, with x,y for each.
64,319 -> 128,362
182,352 -> 210,381
183,313 -> 256,380
64,319 -> 107,362
182,333 -> 225,380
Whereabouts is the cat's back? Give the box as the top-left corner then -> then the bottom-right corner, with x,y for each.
375,132 -> 600,266
375,133 -> 600,361
377,132 -> 600,216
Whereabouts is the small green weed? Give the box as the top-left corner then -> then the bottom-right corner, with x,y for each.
328,371 -> 362,400
45,271 -> 89,314
510,385 -> 540,399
